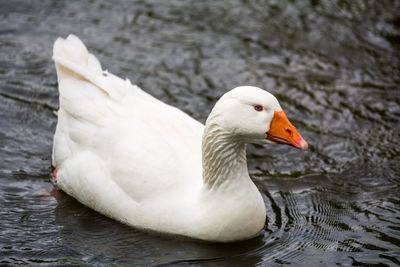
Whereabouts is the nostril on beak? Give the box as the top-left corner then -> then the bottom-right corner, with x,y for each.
285,128 -> 293,136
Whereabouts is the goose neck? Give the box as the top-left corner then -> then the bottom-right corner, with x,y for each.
201,123 -> 248,189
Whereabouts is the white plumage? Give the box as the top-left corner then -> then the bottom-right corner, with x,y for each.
52,34 -> 307,242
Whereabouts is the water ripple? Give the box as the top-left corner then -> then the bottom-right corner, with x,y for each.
0,0 -> 399,266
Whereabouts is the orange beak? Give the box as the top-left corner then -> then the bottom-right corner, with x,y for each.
266,111 -> 308,150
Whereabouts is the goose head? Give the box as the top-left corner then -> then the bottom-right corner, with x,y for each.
206,86 -> 308,150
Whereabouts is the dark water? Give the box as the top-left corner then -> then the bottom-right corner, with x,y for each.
1,0 -> 399,266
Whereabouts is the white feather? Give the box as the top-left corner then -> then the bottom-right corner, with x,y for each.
51,34 -> 294,242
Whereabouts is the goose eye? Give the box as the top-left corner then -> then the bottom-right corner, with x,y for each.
254,105 -> 263,112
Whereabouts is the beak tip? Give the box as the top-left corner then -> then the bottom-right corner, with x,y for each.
299,139 -> 308,150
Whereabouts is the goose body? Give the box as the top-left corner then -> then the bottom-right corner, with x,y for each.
52,35 -> 307,242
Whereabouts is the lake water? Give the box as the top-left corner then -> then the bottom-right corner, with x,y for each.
0,0 -> 399,266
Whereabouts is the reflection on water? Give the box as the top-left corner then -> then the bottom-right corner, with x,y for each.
0,0 -> 399,266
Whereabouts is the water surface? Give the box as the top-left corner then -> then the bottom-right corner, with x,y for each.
0,0 -> 399,266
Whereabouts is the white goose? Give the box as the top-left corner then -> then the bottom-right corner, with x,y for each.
51,34 -> 308,242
